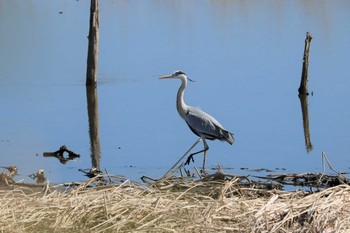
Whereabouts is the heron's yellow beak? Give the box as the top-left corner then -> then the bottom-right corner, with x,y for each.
159,74 -> 173,79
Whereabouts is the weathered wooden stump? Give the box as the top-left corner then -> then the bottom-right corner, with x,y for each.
298,32 -> 313,95
86,0 -> 99,86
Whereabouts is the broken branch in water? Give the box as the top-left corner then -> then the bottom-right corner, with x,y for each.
43,145 -> 80,164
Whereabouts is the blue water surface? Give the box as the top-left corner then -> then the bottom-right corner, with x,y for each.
0,0 -> 349,183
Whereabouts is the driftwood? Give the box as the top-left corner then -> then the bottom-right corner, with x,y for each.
43,145 -> 80,164
143,152 -> 348,192
255,172 -> 349,190
146,169 -> 349,196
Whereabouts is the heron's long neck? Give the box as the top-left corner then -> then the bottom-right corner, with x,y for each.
176,77 -> 188,119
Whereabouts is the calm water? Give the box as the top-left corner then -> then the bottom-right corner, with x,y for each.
1,1 -> 350,184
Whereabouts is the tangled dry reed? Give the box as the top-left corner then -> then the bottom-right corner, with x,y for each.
0,175 -> 350,232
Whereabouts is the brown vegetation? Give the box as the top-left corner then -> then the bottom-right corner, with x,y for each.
0,174 -> 349,232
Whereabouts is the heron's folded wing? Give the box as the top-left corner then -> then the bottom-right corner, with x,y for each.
185,106 -> 224,137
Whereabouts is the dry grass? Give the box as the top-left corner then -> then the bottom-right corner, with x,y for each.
0,176 -> 350,232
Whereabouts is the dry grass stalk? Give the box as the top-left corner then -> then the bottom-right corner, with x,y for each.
0,175 -> 349,232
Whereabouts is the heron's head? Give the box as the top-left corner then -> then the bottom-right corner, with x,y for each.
159,70 -> 194,82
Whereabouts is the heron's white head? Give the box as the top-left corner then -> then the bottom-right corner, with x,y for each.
159,70 -> 195,82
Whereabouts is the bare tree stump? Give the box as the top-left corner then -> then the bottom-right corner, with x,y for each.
86,0 -> 99,86
298,32 -> 313,95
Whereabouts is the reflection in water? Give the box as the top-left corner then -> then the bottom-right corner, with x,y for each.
86,86 -> 101,171
1,1 -> 349,182
79,167 -> 102,178
299,94 -> 313,153
43,145 -> 80,164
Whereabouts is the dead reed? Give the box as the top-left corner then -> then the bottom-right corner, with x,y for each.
0,175 -> 349,232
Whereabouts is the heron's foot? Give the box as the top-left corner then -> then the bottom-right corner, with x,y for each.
200,168 -> 209,176
184,154 -> 195,166
183,167 -> 191,177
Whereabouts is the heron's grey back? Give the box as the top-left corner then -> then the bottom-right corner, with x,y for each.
184,106 -> 234,144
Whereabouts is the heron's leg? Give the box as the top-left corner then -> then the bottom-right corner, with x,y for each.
161,138 -> 201,180
185,137 -> 209,169
202,139 -> 209,172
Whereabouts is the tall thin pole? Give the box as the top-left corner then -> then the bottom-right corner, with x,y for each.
86,0 -> 99,86
298,32 -> 313,95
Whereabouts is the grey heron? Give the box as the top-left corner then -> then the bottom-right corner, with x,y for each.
159,70 -> 234,171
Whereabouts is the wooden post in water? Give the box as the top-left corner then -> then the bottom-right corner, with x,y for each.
86,0 -> 99,86
298,32 -> 313,95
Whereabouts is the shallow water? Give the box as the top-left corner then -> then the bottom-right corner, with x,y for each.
1,1 -> 350,184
